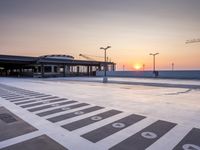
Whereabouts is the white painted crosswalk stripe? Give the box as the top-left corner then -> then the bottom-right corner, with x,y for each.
0,131 -> 43,149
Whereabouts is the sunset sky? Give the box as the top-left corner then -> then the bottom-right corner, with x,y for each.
0,0 -> 200,70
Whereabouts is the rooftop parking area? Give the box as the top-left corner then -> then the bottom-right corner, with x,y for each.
0,77 -> 200,150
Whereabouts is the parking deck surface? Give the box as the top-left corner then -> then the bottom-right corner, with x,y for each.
0,77 -> 200,150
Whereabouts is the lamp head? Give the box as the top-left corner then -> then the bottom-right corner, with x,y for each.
149,53 -> 159,56
100,46 -> 111,50
106,46 -> 111,49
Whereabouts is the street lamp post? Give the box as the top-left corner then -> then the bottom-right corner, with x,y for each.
172,62 -> 174,71
100,46 -> 111,83
142,64 -> 145,71
149,53 -> 159,76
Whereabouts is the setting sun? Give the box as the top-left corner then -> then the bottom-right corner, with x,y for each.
134,64 -> 142,70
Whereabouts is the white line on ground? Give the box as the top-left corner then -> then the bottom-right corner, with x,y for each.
57,108 -> 112,126
146,125 -> 192,150
44,104 -> 98,119
97,117 -> 157,149
0,131 -> 43,149
33,101 -> 80,114
73,112 -> 132,135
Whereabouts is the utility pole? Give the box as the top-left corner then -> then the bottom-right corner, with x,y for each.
123,65 -> 125,71
172,62 -> 174,71
142,64 -> 145,71
100,46 -> 111,83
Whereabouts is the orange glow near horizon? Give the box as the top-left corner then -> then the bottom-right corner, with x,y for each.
133,64 -> 142,70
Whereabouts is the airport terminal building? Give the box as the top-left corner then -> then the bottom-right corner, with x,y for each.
0,54 -> 116,77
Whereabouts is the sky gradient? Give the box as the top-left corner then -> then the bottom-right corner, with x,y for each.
0,0 -> 200,70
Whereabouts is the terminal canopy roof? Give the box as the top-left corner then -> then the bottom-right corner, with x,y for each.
0,54 -> 114,68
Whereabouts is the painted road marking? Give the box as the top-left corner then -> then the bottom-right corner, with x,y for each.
21,98 -> 67,108
109,120 -> 176,150
62,110 -> 122,131
1,83 -> 200,150
37,103 -> 89,117
1,135 -> 68,150
5,96 -> 26,100
1,95 -> 19,98
74,111 -> 84,115
82,114 -> 146,143
15,100 -> 38,105
10,98 -> 30,102
41,96 -> 59,100
48,106 -> 104,123
182,144 -> 200,150
0,106 -> 37,142
173,128 -> 200,150
32,95 -> 52,98
112,123 -> 126,128
91,116 -> 102,121
28,101 -> 77,112
141,131 -> 157,139
2,96 -> 22,99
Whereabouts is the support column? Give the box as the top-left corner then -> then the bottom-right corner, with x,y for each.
6,69 -> 8,76
77,66 -> 80,76
66,65 -> 70,76
20,68 -> 22,77
112,64 -> 116,71
51,65 -> 54,73
89,66 -> 92,76
87,66 -> 89,76
63,64 -> 66,77
41,64 -> 44,78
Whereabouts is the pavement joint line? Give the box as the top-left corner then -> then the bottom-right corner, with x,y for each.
39,77 -> 200,88
0,131 -> 43,149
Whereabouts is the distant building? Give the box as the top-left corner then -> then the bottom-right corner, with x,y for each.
0,54 -> 116,77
